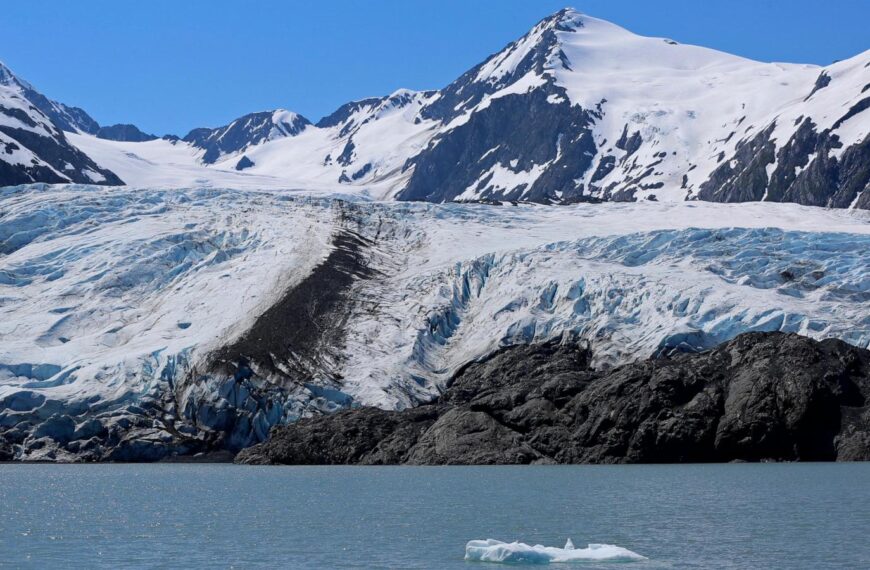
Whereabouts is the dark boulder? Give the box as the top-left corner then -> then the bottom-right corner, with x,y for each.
235,155 -> 255,171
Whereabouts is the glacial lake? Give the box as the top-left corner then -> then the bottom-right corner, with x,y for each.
0,463 -> 868,568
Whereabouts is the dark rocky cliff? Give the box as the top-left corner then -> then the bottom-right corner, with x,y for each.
236,332 -> 870,465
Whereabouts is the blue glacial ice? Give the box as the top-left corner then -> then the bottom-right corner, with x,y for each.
2,186 -> 870,459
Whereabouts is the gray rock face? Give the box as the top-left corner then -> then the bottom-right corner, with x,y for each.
699,118 -> 870,208
0,437 -> 12,461
96,123 -> 157,142
697,125 -> 778,203
398,83 -> 599,203
236,332 -> 870,465
235,155 -> 254,170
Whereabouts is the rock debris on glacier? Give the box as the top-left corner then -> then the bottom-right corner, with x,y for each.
1,184 -> 869,460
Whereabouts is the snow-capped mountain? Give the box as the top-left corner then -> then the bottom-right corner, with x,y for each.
0,62 -> 123,185
182,109 -> 311,164
396,9 -> 870,207
0,60 -> 171,184
17,8 -> 864,209
4,9 -> 866,207
0,61 -> 100,135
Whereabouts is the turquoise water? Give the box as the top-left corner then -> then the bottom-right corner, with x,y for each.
0,463 -> 868,568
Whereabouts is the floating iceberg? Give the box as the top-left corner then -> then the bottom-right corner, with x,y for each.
464,538 -> 647,564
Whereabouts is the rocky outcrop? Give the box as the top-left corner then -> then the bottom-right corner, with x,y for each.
96,123 -> 158,142
0,437 -> 13,461
235,155 -> 254,170
236,332 -> 870,464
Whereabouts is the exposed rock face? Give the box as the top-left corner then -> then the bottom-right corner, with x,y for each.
235,155 -> 254,170
96,123 -> 158,142
398,83 -> 600,203
0,437 -> 12,461
236,332 -> 870,464
699,120 -> 870,208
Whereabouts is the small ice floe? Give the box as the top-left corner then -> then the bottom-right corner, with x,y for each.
464,538 -> 646,564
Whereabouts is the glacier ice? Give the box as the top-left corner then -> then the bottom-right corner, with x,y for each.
464,538 -> 647,563
1,184 -> 869,460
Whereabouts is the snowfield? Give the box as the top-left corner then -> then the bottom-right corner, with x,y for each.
1,184 -> 869,460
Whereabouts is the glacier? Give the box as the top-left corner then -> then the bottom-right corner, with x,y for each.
1,184 -> 869,460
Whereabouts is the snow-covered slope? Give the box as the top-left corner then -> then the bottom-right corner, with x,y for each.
0,61 -> 100,135
227,90 -> 440,188
66,133 -> 308,190
65,89 -> 443,194
0,63 -> 123,185
47,8 -> 868,208
2,185 -> 869,460
182,109 -> 311,164
397,9 -> 870,207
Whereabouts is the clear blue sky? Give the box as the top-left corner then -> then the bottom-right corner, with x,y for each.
4,0 -> 868,136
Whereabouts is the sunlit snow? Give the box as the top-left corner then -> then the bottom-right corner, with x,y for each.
464,538 -> 647,563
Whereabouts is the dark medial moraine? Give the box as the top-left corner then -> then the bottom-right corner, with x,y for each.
236,332 -> 870,465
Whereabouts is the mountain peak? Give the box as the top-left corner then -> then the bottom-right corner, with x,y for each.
183,108 -> 311,163
0,60 -> 29,90
0,60 -> 13,83
0,60 -> 101,134
546,7 -> 585,31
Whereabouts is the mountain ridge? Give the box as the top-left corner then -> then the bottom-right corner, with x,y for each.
0,61 -> 123,185
0,9 -> 868,208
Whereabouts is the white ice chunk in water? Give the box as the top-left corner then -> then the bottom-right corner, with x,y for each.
464,538 -> 646,564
